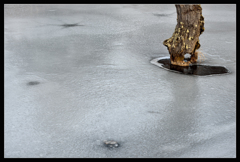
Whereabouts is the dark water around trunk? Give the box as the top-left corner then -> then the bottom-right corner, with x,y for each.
157,58 -> 230,76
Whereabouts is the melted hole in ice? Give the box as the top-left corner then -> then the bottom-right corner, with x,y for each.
27,81 -> 40,85
157,58 -> 230,76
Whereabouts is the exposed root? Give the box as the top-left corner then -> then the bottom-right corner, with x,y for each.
171,60 -> 192,66
195,50 -> 206,63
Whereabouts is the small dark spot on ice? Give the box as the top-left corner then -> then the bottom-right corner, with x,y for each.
148,111 -> 161,114
27,81 -> 40,85
104,140 -> 120,148
60,23 -> 84,28
153,12 -> 175,17
154,13 -> 169,16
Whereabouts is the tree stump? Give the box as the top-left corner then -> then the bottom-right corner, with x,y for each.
163,4 -> 205,66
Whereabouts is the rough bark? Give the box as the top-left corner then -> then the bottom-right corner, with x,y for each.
163,4 -> 204,66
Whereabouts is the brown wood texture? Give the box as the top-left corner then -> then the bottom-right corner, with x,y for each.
163,4 -> 204,66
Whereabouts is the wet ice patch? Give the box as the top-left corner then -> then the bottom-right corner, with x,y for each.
150,57 -> 230,76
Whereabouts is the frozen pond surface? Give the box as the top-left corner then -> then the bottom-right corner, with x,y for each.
4,4 -> 236,158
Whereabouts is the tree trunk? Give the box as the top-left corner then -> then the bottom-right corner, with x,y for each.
163,4 -> 205,66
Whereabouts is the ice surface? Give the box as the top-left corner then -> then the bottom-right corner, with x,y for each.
4,4 -> 236,158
